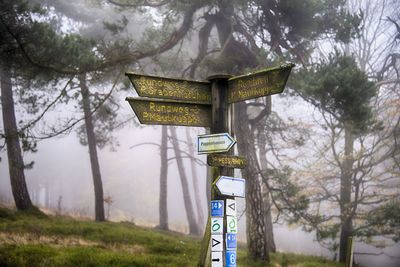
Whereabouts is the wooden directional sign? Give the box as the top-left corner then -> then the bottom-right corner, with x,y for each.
126,72 -> 212,104
228,63 -> 294,103
197,133 -> 236,154
214,176 -> 246,198
207,154 -> 247,169
126,97 -> 211,127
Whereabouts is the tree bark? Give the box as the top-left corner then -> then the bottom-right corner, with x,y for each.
339,122 -> 354,262
169,126 -> 200,235
258,130 -> 277,253
1,63 -> 33,210
158,126 -> 169,230
235,102 -> 270,262
185,127 -> 205,229
79,74 -> 105,222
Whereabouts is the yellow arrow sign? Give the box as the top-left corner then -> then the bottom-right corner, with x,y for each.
126,97 -> 211,127
207,154 -> 247,169
126,73 -> 212,104
228,63 -> 294,103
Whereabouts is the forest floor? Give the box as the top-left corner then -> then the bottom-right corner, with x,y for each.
0,206 -> 343,267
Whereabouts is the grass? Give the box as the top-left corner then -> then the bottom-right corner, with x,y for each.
0,207 -> 343,266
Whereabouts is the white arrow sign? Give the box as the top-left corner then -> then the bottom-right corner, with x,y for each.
215,176 -> 245,198
197,133 -> 236,154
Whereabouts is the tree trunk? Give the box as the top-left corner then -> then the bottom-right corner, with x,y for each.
158,126 -> 169,230
79,75 -> 105,222
185,127 -> 205,229
235,102 -> 270,262
339,123 -> 354,262
44,180 -> 50,209
169,126 -> 200,235
0,63 -> 33,210
258,130 -> 276,253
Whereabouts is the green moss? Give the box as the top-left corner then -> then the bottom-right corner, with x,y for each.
0,207 -> 342,267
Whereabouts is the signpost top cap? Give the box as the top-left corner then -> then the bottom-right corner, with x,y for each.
207,74 -> 233,81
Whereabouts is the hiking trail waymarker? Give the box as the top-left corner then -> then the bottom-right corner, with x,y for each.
210,200 -> 224,217
207,154 -> 247,169
227,64 -> 293,103
126,72 -> 212,104
215,176 -> 246,198
126,97 -> 211,127
125,63 -> 294,267
197,133 -> 236,154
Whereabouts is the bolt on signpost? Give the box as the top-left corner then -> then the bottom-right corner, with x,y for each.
125,63 -> 294,266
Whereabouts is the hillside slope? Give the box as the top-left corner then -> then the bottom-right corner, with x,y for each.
0,207 -> 342,266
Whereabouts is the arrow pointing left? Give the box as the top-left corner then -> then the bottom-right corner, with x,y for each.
214,176 -> 246,198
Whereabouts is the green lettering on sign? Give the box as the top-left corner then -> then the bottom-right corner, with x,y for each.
227,216 -> 237,233
126,97 -> 212,127
126,73 -> 212,104
228,63 -> 294,103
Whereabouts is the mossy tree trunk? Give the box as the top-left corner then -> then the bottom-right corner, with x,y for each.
235,101 -> 270,262
1,63 -> 33,210
79,74 -> 105,222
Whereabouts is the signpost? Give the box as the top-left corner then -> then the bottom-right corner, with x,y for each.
125,63 -> 294,266
197,133 -> 236,154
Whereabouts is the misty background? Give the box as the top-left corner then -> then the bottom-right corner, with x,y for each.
1,0 -> 399,266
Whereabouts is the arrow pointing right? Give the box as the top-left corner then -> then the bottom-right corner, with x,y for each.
197,133 -> 236,154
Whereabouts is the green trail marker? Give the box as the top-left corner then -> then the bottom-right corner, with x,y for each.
126,72 -> 211,104
228,63 -> 294,103
207,154 -> 247,169
126,97 -> 211,127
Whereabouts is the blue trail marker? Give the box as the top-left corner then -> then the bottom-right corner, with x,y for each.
210,200 -> 224,217
226,250 -> 237,267
226,233 -> 237,250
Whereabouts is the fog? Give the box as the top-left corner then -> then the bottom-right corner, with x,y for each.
1,93 -> 398,266
1,0 -> 399,266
